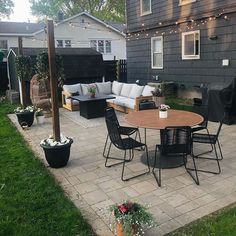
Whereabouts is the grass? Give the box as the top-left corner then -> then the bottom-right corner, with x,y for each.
166,96 -> 193,111
168,203 -> 236,236
0,101 -> 94,236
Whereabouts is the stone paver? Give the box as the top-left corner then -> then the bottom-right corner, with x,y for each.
9,110 -> 236,236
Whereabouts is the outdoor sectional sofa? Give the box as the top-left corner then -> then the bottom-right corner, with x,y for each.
62,81 -> 156,113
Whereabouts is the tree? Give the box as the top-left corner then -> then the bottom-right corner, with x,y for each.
0,0 -> 14,17
29,0 -> 125,23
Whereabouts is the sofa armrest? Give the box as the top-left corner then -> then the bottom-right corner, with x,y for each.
134,96 -> 153,110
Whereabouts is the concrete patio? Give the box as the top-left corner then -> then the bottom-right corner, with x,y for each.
9,109 -> 236,236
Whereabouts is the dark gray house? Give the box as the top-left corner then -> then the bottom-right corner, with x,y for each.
126,0 -> 236,87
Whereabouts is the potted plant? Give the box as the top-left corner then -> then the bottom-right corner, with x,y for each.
87,84 -> 97,98
40,134 -> 73,168
151,87 -> 165,107
15,55 -> 33,107
35,108 -> 45,124
14,105 -> 36,128
159,104 -> 170,118
110,200 -> 155,236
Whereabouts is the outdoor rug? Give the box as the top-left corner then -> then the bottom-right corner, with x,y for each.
60,109 -> 125,128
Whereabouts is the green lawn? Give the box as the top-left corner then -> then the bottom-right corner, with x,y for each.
0,101 -> 94,236
169,203 -> 236,236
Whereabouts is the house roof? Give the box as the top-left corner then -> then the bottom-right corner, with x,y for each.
107,22 -> 126,33
0,22 -> 45,36
33,12 -> 125,36
10,47 -> 102,56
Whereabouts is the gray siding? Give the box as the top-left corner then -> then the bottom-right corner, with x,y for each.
126,1 -> 236,86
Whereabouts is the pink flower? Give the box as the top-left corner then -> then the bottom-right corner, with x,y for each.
118,204 -> 129,214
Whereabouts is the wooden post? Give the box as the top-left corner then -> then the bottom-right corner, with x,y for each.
47,20 -> 61,142
18,36 -> 27,107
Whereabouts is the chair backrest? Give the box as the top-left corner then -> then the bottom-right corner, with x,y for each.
192,104 -> 209,128
161,126 -> 192,155
105,107 -> 123,149
104,106 -> 120,126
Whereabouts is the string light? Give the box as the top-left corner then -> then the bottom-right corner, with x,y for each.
126,9 -> 232,41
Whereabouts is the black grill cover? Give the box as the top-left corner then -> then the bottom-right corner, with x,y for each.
205,78 -> 236,124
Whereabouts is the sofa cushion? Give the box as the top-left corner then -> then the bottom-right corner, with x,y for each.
65,98 -> 80,105
113,96 -> 135,109
96,81 -> 112,94
112,81 -> 123,95
128,84 -> 144,98
120,83 -> 135,97
142,85 -> 155,96
63,83 -> 82,95
81,84 -> 91,95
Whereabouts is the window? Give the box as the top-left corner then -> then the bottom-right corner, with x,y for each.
151,36 -> 163,69
179,0 -> 196,6
182,30 -> 200,60
65,40 -> 71,48
57,40 -> 63,48
105,40 -> 111,53
141,0 -> 152,16
98,40 -> 104,53
0,40 -> 8,56
90,40 -> 112,54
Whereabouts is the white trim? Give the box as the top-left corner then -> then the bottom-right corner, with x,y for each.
33,12 -> 125,37
140,0 -> 152,16
151,36 -> 163,69
0,33 -> 34,36
179,0 -> 196,6
182,30 -> 200,60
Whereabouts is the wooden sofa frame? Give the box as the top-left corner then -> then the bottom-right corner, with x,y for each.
62,90 -> 153,113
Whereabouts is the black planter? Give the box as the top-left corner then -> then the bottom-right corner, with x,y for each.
16,111 -> 35,128
40,139 -> 73,168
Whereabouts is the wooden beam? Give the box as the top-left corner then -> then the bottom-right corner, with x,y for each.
18,36 -> 26,107
47,20 -> 61,142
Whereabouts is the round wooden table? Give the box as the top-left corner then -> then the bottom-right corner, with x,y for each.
124,109 -> 203,168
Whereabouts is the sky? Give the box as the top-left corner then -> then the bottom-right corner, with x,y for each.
2,0 -> 37,22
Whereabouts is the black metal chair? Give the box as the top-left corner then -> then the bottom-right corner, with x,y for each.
103,107 -> 141,157
191,104 -> 213,156
152,126 -> 198,186
191,116 -> 224,177
104,108 -> 150,181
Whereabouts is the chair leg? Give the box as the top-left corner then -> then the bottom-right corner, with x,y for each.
103,134 -> 109,158
217,139 -> 224,160
105,142 -> 131,168
184,154 -> 200,185
152,145 -> 161,187
121,146 -> 150,181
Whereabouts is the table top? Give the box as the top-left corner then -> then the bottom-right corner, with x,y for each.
69,94 -> 115,102
124,109 -> 203,129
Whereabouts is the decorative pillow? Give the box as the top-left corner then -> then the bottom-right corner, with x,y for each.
128,84 -> 144,98
96,81 -> 112,94
63,83 -> 81,95
112,81 -> 123,95
120,84 -> 135,97
142,85 -> 156,96
81,84 -> 90,95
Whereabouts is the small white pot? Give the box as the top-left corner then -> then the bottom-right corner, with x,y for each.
36,115 -> 45,124
159,110 -> 168,118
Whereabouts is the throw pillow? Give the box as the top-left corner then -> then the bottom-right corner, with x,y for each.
142,85 -> 156,96
128,84 -> 144,98
120,84 -> 135,97
96,81 -> 112,94
112,81 -> 123,95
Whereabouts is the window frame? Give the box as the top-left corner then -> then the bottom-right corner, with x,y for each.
0,39 -> 8,56
182,30 -> 200,60
65,40 -> 71,48
90,39 -> 112,54
151,36 -> 163,69
140,0 -> 152,16
56,40 -> 63,48
179,0 -> 196,6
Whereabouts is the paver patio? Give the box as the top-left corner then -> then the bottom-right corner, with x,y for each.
9,109 -> 236,235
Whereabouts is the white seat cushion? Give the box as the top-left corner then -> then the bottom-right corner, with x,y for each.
63,83 -> 82,95
112,81 -> 123,95
120,83 -> 135,97
142,85 -> 155,96
81,84 -> 91,95
128,84 -> 144,98
96,82 -> 112,94
112,96 -> 135,109
65,98 -> 79,105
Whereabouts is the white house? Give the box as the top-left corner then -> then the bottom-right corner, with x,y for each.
0,12 -> 126,60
